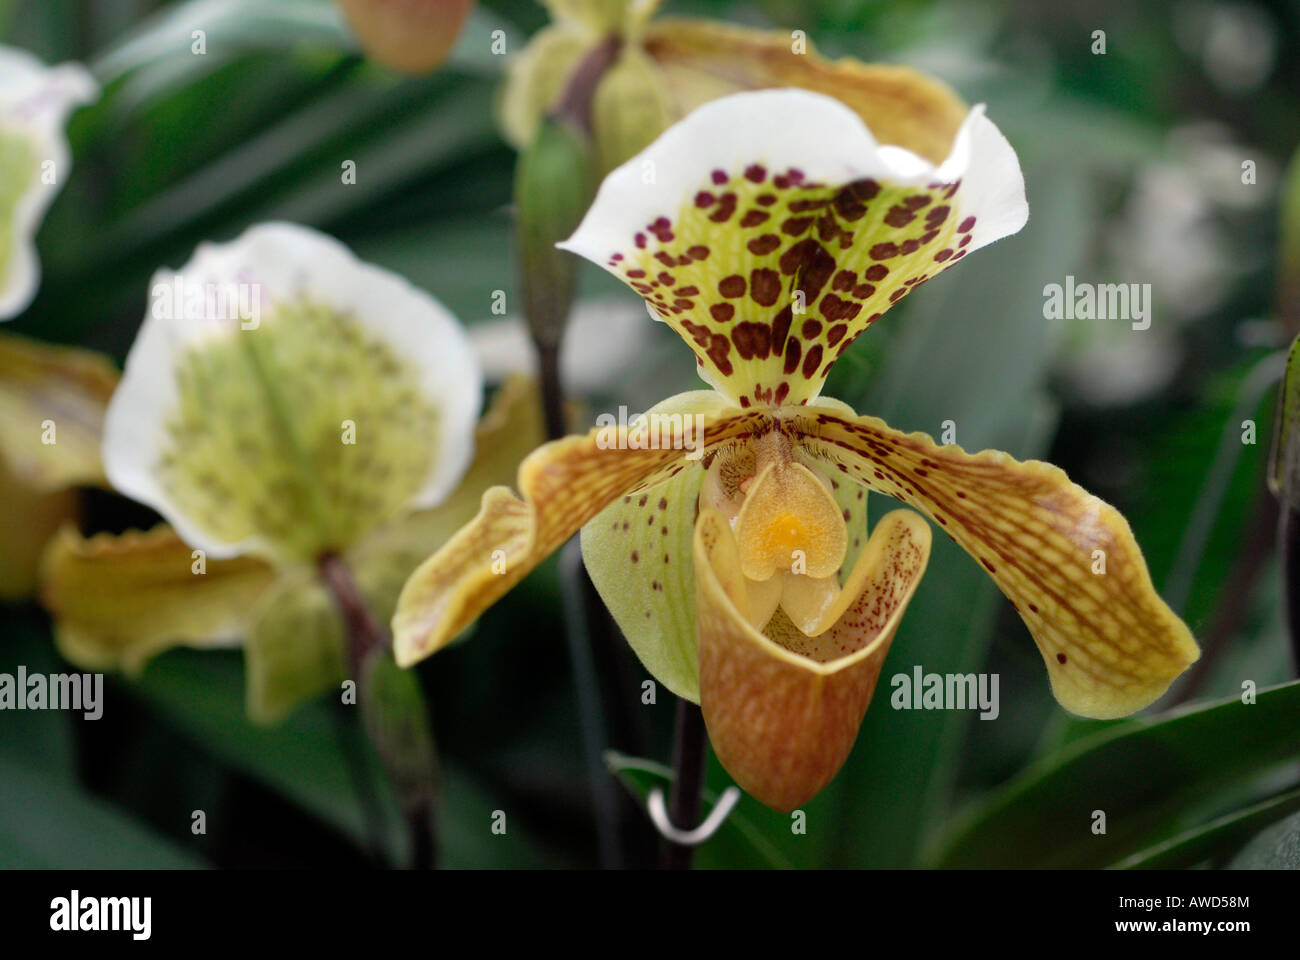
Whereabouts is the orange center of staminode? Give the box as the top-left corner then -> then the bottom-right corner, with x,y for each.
732,434 -> 847,583
766,513 -> 808,551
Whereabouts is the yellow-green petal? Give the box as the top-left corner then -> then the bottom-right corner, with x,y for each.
0,459 -> 77,600
579,391 -> 735,700
39,524 -> 277,674
244,570 -> 344,724
643,18 -> 967,166
0,332 -> 118,491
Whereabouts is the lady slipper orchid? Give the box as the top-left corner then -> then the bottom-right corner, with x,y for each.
41,222 -> 541,722
393,90 -> 1199,811
0,46 -> 97,318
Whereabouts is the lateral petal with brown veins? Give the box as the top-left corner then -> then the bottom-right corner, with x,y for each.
695,507 -> 930,811
788,406 -> 1200,719
392,407 -> 768,666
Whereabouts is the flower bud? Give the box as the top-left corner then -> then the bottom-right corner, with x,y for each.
514,116 -> 594,348
336,0 -> 474,75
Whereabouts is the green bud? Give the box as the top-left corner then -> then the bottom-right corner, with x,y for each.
514,116 -> 594,350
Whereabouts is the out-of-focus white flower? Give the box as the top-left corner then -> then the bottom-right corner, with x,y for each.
103,222 -> 483,564
45,223 -> 550,724
0,46 -> 97,319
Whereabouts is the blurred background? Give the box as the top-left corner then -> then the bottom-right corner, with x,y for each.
1,0 -> 1298,868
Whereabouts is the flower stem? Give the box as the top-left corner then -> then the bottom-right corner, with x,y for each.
535,339 -> 568,442
663,698 -> 708,870
552,34 -> 621,136
1281,502 -> 1300,674
317,552 -> 438,869
328,698 -> 389,865
536,336 -> 655,866
318,552 -> 385,679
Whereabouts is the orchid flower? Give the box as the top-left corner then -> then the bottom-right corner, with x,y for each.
500,0 -> 967,174
0,46 -> 97,319
393,89 -> 1199,811
0,333 -> 117,599
40,223 -> 541,722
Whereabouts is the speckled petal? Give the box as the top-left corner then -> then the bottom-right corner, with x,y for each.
579,390 -> 737,700
560,89 -> 1026,408
695,506 -> 930,810
789,405 -> 1200,718
393,396 -> 767,667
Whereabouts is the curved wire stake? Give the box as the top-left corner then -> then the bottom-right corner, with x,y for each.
647,785 -> 742,847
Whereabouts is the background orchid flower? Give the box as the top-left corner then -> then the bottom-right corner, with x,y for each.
0,46 -> 96,319
0,333 -> 117,600
40,222 -> 540,722
500,0 -> 967,175
394,89 -> 1200,811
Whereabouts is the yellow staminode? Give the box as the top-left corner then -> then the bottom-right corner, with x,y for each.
734,438 -> 847,581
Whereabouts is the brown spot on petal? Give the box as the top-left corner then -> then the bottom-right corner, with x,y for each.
749,268 -> 781,307
719,275 -> 746,298
801,344 -> 823,379
732,322 -> 772,360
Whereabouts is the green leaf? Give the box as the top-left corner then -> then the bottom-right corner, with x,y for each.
933,680 -> 1300,868
1117,783 -> 1300,869
361,652 -> 438,821
0,758 -> 205,869
605,750 -> 795,870
0,620 -> 202,868
134,648 -> 563,867
1228,809 -> 1300,869
92,0 -> 353,86
515,116 -> 593,346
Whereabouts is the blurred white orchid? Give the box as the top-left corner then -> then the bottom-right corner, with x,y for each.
0,46 -> 97,319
